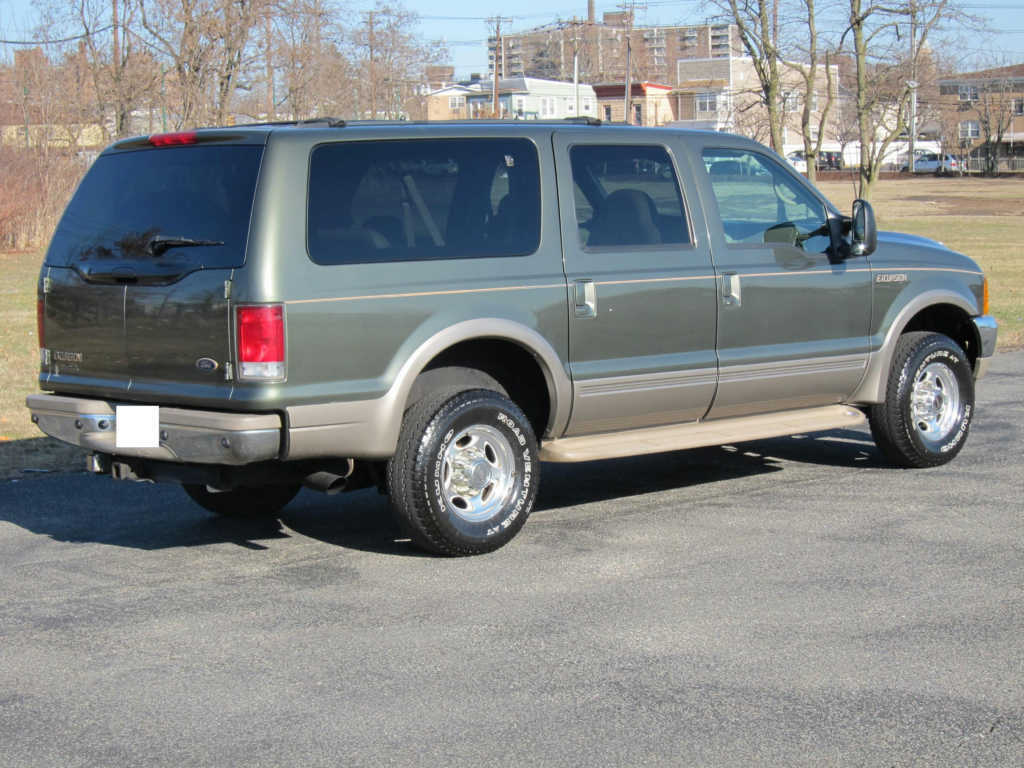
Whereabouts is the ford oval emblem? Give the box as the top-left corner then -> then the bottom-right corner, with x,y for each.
195,357 -> 219,372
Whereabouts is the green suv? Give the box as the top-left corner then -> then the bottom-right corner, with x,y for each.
27,120 -> 998,554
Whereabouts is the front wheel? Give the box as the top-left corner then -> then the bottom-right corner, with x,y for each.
182,483 -> 300,517
868,332 -> 975,468
387,389 -> 539,555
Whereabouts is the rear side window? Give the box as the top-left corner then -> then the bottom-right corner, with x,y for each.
569,144 -> 689,248
307,138 -> 541,265
47,145 -> 263,269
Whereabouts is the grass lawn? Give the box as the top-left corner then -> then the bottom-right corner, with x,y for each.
1,176 -> 1020,475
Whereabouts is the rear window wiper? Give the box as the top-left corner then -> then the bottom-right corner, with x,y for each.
147,235 -> 225,256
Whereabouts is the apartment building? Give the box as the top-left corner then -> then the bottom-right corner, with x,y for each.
936,63 -> 1024,165
489,14 -> 742,86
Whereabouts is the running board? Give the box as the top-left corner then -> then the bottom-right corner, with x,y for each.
539,405 -> 865,463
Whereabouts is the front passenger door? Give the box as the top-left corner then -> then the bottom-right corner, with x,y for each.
696,146 -> 872,419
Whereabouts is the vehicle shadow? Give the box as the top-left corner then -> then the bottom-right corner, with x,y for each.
0,427 -> 885,556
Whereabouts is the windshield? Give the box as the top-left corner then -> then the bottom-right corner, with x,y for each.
46,144 -> 263,270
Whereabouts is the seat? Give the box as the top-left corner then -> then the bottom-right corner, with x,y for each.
586,189 -> 662,247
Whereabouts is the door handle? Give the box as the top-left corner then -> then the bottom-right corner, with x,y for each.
721,272 -> 741,307
574,279 -> 597,318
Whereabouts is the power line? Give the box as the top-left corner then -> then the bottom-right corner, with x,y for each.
0,25 -> 115,46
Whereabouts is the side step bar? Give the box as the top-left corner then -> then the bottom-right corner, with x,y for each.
539,405 -> 866,463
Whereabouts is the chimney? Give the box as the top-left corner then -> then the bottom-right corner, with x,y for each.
588,0 -> 594,23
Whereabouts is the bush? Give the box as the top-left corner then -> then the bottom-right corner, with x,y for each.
0,147 -> 88,251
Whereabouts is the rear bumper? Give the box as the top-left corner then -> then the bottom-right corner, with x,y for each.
26,394 -> 282,465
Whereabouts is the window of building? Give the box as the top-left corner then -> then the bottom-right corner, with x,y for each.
307,139 -> 541,265
782,91 -> 800,113
696,92 -> 718,113
604,105 -> 613,122
701,148 -> 829,253
1014,98 -> 1024,116
448,95 -> 465,110
633,103 -> 642,125
959,85 -> 979,102
583,98 -> 592,113
569,144 -> 690,248
959,120 -> 980,139
539,96 -> 556,118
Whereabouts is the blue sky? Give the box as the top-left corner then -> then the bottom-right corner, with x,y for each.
1,0 -> 1022,77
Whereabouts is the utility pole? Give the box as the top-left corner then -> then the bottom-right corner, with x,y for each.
487,16 -> 508,117
618,0 -> 645,123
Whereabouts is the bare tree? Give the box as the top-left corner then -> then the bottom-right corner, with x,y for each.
785,0 -> 835,183
351,3 -> 444,120
844,0 -> 950,199
720,0 -> 786,150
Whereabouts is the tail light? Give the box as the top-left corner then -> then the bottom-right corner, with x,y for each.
237,305 -> 285,380
37,297 -> 45,348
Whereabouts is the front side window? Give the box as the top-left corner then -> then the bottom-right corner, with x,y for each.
959,85 -> 978,101
308,138 -> 540,265
701,147 -> 830,253
569,144 -> 690,248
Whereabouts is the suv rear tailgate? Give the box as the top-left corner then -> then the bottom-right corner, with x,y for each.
40,136 -> 265,404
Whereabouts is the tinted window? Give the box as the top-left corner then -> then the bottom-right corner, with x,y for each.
307,138 -> 540,265
47,145 -> 263,269
702,148 -> 829,253
569,144 -> 689,248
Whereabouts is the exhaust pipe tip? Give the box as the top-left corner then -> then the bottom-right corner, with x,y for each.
303,460 -> 355,495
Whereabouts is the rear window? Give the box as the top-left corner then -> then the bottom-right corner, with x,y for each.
46,145 -> 263,269
307,138 -> 541,265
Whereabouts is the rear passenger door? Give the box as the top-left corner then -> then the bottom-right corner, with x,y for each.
553,132 -> 718,436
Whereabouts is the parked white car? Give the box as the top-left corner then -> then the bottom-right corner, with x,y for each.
786,151 -> 808,173
901,152 -> 959,174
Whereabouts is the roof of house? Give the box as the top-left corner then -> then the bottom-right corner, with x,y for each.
938,63 -> 1024,84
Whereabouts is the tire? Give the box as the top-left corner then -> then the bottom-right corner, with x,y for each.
387,388 -> 539,555
868,332 -> 974,468
182,483 -> 300,517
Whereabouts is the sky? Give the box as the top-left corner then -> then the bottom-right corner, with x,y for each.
1,0 -> 1022,78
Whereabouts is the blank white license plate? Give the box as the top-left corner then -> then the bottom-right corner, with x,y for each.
115,406 -> 160,448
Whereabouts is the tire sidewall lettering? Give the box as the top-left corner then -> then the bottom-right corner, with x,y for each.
903,341 -> 972,457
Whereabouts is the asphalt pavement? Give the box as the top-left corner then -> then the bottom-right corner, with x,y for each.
1,352 -> 1022,767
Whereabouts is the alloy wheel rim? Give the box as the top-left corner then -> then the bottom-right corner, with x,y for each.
910,361 -> 961,443
441,424 -> 517,523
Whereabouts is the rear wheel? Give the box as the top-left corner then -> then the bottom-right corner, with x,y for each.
868,332 -> 974,468
182,483 -> 300,517
387,388 -> 539,555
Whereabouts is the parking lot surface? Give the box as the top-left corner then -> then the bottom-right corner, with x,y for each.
1,352 -> 1022,767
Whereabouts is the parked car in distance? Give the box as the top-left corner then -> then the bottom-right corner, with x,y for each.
901,152 -> 959,174
28,120 -> 998,555
787,150 -> 843,172
817,150 -> 844,170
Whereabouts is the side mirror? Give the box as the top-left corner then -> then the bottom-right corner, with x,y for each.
850,198 -> 877,257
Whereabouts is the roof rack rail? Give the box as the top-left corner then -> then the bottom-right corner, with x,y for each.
296,117 -> 346,127
563,116 -> 602,126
